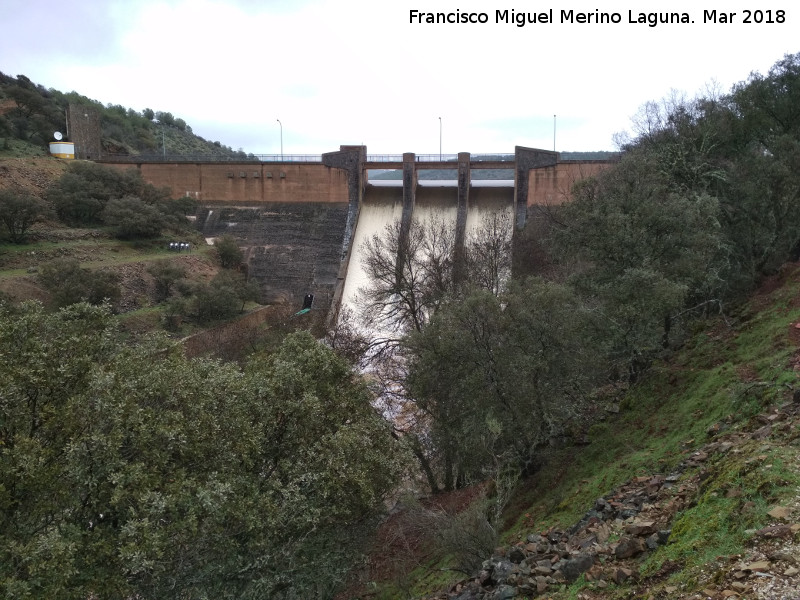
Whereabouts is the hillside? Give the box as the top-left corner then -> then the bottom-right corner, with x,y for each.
0,72 -> 250,159
352,264 -> 800,600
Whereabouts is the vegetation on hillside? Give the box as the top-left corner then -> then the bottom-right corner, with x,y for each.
0,72 -> 249,158
0,303 -> 404,599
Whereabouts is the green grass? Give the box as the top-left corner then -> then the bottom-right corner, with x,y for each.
0,233 -> 212,276
0,138 -> 49,158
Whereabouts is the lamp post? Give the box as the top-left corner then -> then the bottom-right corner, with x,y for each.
439,116 -> 442,161
277,119 -> 283,160
553,114 -> 556,152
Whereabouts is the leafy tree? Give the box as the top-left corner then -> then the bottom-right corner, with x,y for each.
0,188 -> 49,243
47,162 -> 169,225
722,53 -> 800,283
147,259 -> 186,302
38,258 -> 120,308
190,271 -> 259,323
404,280 -> 601,489
142,107 -> 155,121
215,233 -> 244,269
101,195 -> 169,239
554,149 -> 723,378
154,111 -> 175,127
0,303 -> 405,599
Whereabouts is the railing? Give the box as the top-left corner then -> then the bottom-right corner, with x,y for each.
100,153 -> 323,163
100,153 -> 516,164
365,153 -> 515,163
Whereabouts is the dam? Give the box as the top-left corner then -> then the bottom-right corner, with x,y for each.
99,146 -> 612,323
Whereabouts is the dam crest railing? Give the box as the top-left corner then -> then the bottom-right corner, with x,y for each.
100,153 -> 517,164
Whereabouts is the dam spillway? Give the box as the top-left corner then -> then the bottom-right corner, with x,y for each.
339,179 -> 515,323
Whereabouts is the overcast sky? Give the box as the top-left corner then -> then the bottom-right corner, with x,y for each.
1,0 -> 796,156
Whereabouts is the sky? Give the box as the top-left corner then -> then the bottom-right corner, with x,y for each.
1,0 -> 797,156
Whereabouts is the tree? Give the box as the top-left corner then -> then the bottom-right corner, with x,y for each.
215,233 -> 244,269
404,280 -> 601,489
0,189 -> 49,243
101,195 -> 168,239
47,162 -> 170,225
191,270 -> 259,323
147,259 -> 185,302
0,303 -> 405,599
358,217 -> 455,336
554,150 -> 724,378
465,211 -> 512,297
38,258 -> 121,308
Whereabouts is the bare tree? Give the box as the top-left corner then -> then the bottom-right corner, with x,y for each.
358,216 -> 455,336
465,211 -> 512,297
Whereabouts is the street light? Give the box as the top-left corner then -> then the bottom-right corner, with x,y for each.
438,116 -> 442,160
553,114 -> 556,152
277,119 -> 283,160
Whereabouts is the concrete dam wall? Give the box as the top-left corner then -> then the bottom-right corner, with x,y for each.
98,146 -> 613,322
197,202 -> 351,310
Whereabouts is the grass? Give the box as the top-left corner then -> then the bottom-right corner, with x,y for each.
0,138 -> 49,158
0,232 -> 212,276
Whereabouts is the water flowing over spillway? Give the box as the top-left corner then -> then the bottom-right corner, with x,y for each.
339,180 -> 515,325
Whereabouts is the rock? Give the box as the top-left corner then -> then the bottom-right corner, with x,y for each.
742,560 -> 770,572
625,520 -> 657,536
526,533 -> 544,544
657,530 -> 672,545
731,581 -> 749,591
751,425 -> 772,440
645,533 -> 660,550
767,506 -> 792,519
614,567 -> 634,584
785,567 -> 800,576
492,585 -> 517,600
454,587 -> 483,600
508,547 -> 526,564
755,524 -> 793,539
491,559 -> 515,583
615,537 -> 647,559
559,553 -> 595,583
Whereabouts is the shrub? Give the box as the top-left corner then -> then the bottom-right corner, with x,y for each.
47,162 -> 169,225
0,188 -> 49,243
147,260 -> 186,302
215,234 -> 243,269
102,195 -> 168,239
38,258 -> 120,308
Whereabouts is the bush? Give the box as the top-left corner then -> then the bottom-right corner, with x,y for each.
0,188 -> 49,243
190,271 -> 259,324
102,195 -> 168,239
147,260 -> 186,302
38,258 -> 120,308
215,234 -> 243,269
47,162 -> 169,225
